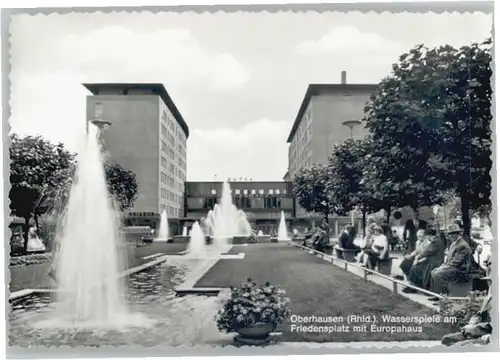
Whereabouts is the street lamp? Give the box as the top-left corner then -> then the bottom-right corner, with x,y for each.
342,120 -> 362,139
342,120 -> 362,226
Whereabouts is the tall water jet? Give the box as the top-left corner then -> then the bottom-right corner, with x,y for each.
182,226 -> 188,237
277,211 -> 289,241
186,221 -> 207,258
211,181 -> 251,247
156,209 -> 169,241
53,123 -> 128,326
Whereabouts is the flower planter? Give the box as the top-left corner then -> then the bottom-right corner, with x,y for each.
234,322 -> 276,345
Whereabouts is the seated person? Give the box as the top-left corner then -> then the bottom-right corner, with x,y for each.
363,217 -> 378,248
313,227 -> 329,254
429,224 -> 472,300
400,229 -> 428,277
361,226 -> 389,269
338,225 -> 361,255
441,277 -> 492,346
402,227 -> 446,292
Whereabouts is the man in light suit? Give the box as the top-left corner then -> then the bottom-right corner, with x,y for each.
429,224 -> 472,298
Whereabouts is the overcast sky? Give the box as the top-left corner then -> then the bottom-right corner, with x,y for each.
9,11 -> 492,181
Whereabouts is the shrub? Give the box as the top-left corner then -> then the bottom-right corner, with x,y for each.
438,291 -> 488,330
215,278 -> 291,333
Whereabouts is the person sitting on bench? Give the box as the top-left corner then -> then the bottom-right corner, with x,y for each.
313,225 -> 329,254
402,227 -> 446,293
339,225 -> 361,255
429,224 -> 472,300
441,276 -> 492,346
362,226 -> 389,269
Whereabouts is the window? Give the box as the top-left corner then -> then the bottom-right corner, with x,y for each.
268,189 -> 274,195
161,140 -> 167,153
275,189 -> 280,195
161,156 -> 168,169
243,189 -> 248,195
94,103 -> 103,119
161,188 -> 167,199
162,110 -> 167,122
251,189 -> 256,195
161,172 -> 167,184
211,189 -> 217,195
161,124 -> 167,137
259,189 -> 264,195
235,189 -> 240,195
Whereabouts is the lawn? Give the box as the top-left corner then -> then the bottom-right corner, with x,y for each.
195,243 -> 451,342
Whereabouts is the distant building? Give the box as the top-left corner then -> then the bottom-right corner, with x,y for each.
84,83 -> 189,228
183,181 -> 296,235
286,71 -> 377,180
286,72 -> 377,219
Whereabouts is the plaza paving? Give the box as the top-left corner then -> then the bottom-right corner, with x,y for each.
9,242 -> 188,293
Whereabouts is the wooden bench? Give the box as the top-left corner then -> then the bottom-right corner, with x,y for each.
141,237 -> 154,244
375,257 -> 396,276
448,278 -> 473,297
334,246 -> 358,262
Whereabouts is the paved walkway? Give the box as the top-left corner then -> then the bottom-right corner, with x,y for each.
297,244 -> 439,310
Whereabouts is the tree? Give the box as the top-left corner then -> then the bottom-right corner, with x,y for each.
363,39 -> 492,235
364,75 -> 451,222
292,164 -> 333,220
104,163 -> 138,211
9,134 -> 75,252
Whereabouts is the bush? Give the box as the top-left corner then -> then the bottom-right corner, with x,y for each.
10,253 -> 53,267
438,291 -> 487,330
215,278 -> 291,333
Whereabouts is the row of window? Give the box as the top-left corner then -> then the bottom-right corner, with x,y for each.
161,188 -> 182,204
187,196 -> 294,210
161,109 -> 186,145
208,188 -> 287,196
160,203 -> 182,218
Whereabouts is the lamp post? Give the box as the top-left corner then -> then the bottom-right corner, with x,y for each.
342,120 -> 362,139
342,120 -> 362,226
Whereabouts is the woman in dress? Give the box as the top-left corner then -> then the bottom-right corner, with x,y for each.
363,226 -> 389,269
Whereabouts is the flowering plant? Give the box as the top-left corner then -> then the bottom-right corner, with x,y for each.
215,278 -> 291,333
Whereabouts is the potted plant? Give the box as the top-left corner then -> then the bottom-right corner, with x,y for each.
215,278 -> 291,345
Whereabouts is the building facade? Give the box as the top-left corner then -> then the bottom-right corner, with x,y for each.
84,83 -> 189,227
184,181 -> 296,235
286,72 -> 377,219
286,72 -> 377,180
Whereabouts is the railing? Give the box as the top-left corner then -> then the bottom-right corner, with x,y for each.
290,242 -> 462,301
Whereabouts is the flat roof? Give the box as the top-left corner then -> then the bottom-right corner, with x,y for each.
185,181 -> 292,184
286,83 -> 377,143
83,83 -> 189,138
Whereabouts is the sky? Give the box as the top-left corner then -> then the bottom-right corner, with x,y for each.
8,11 -> 492,181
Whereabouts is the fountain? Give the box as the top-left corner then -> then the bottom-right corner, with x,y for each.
182,226 -> 188,237
47,122 -> 148,328
156,209 -> 169,241
205,181 -> 252,247
186,221 -> 207,259
277,211 -> 289,242
257,230 -> 264,237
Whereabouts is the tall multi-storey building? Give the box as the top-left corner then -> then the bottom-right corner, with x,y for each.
286,71 -> 377,180
286,72 -> 377,220
84,83 -> 189,228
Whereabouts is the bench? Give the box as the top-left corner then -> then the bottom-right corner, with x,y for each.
334,246 -> 359,262
448,278 -> 473,297
141,237 -> 154,244
375,257 -> 396,276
